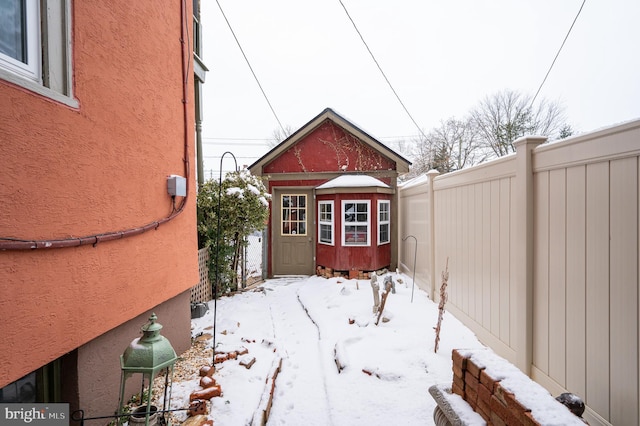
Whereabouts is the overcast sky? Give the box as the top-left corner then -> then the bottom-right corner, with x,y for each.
199,0 -> 640,174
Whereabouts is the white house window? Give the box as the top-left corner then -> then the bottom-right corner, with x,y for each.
378,200 -> 390,245
0,0 -> 76,107
281,194 -> 307,236
0,0 -> 40,81
318,201 -> 334,245
342,200 -> 370,246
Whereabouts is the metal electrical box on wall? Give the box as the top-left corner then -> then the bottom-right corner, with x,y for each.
167,175 -> 186,196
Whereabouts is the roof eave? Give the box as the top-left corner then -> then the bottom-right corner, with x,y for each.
248,108 -> 412,176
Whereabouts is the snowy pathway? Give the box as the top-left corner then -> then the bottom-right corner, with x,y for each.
193,274 -> 487,426
264,279 -> 335,426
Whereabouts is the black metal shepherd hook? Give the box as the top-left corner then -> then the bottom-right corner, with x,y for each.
402,235 -> 418,303
213,152 -> 238,363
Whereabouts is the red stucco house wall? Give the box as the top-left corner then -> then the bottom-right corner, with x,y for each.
250,108 -> 411,278
0,1 -> 199,416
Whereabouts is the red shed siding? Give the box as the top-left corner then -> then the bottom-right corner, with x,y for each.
316,193 -> 392,272
269,180 -> 327,190
264,121 -> 396,174
252,109 -> 408,277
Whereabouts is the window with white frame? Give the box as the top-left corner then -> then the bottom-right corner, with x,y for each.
378,200 -> 390,245
342,200 -> 370,246
0,0 -> 76,106
318,201 -> 334,245
0,0 -> 40,80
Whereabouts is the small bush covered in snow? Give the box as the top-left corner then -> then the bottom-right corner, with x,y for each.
197,169 -> 270,293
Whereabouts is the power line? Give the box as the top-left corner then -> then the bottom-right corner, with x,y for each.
215,0 -> 286,134
203,137 -> 271,142
338,0 -> 427,141
203,140 -> 269,147
530,0 -> 586,107
203,134 -> 423,142
203,155 -> 260,160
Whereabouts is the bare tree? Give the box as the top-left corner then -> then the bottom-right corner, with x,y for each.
470,89 -> 568,158
269,125 -> 296,147
406,117 -> 485,177
405,134 -> 435,180
385,138 -> 411,160
429,117 -> 485,173
404,89 -> 571,178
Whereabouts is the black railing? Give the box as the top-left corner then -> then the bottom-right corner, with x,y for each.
71,401 -> 205,426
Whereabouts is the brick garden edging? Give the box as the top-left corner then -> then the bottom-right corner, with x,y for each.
433,349 -> 588,425
251,356 -> 283,426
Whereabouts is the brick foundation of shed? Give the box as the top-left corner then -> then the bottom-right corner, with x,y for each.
316,265 -> 390,280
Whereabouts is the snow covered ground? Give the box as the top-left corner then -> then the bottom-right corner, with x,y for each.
179,273 -> 488,426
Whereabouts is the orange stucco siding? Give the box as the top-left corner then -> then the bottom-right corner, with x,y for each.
0,0 -> 198,388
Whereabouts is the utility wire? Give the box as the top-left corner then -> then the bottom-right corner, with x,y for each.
338,0 -> 428,141
215,0 -> 286,134
204,137 -> 271,142
204,134 -> 420,142
530,0 -> 586,107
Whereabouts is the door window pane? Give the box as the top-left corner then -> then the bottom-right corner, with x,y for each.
281,194 -> 307,236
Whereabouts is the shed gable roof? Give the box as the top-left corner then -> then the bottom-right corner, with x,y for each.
249,108 -> 411,176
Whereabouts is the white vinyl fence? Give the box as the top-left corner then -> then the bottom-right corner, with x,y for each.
398,119 -> 640,426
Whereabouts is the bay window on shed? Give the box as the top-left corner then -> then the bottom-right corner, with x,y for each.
378,200 -> 390,245
318,200 -> 334,245
313,175 -> 399,274
342,200 -> 370,246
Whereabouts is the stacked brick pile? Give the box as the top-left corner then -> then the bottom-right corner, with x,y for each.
316,266 -> 338,278
451,349 -> 585,426
315,266 -> 371,280
350,270 -> 371,280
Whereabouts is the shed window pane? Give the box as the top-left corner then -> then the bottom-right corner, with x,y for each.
318,201 -> 334,245
342,201 -> 370,246
378,200 -> 390,245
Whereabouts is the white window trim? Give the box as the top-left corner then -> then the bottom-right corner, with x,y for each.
318,200 -> 334,246
341,200 -> 370,247
378,200 -> 390,246
0,0 -> 77,108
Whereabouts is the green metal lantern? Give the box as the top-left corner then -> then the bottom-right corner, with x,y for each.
117,313 -> 177,426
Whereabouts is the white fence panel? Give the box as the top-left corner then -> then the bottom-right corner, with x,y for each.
399,118 -> 640,426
